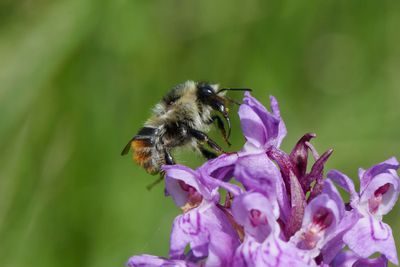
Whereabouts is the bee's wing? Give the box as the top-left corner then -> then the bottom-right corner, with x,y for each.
121,127 -> 157,156
121,138 -> 134,155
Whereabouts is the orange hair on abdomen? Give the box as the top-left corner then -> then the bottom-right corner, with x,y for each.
131,139 -> 159,174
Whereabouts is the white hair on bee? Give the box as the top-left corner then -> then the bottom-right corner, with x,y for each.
152,102 -> 166,116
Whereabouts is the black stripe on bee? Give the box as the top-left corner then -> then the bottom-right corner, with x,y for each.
136,127 -> 157,137
134,127 -> 157,142
121,127 -> 157,156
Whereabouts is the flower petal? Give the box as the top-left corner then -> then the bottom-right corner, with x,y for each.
239,103 -> 269,149
163,165 -> 216,206
199,153 -> 238,182
170,205 -> 209,259
233,153 -> 281,199
359,169 -> 400,217
322,179 -> 345,218
232,239 -> 260,267
235,152 -> 290,222
304,193 -> 340,234
319,182 -> 359,264
353,255 -> 388,267
327,170 -> 359,204
260,237 -> 316,267
169,202 -> 240,266
239,93 -> 286,151
321,210 -> 361,264
291,193 -> 341,257
199,153 -> 244,196
343,215 -> 398,265
360,157 -> 399,192
330,250 -> 359,267
269,95 -> 287,147
289,133 -> 316,179
127,255 -> 194,267
307,149 -> 334,200
233,237 -> 316,267
231,192 -> 278,242
331,250 -> 389,267
286,171 -> 307,238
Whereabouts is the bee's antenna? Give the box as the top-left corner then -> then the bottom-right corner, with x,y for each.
217,88 -> 252,94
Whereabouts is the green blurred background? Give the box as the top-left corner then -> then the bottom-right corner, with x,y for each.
0,0 -> 399,266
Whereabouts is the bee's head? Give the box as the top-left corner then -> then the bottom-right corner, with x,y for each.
196,82 -> 252,140
196,82 -> 227,114
196,82 -> 232,138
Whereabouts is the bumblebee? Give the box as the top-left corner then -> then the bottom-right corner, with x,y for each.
121,80 -> 250,176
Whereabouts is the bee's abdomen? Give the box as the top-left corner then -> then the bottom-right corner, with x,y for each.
131,139 -> 162,175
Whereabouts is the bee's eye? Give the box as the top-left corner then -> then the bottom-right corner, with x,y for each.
205,88 -> 213,95
197,84 -> 214,98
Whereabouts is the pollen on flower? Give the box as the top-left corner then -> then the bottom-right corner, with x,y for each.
298,208 -> 333,250
299,227 -> 324,250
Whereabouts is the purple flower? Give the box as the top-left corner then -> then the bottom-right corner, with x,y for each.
232,235 -> 316,267
199,92 -> 290,224
169,202 -> 240,266
198,153 -> 240,183
290,193 -> 340,255
231,192 -> 315,267
288,180 -> 359,265
238,92 -> 286,153
126,93 -> 399,267
318,180 -> 361,264
163,164 -> 241,266
266,138 -> 333,239
231,192 -> 279,243
127,255 -> 195,267
328,157 -> 400,265
330,251 -> 388,267
163,164 -> 242,211
233,153 -> 286,221
234,93 -> 291,223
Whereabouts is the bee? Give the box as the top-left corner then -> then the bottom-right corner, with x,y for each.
121,80 -> 251,177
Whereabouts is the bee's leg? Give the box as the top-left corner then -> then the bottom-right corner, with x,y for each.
164,148 -> 175,165
190,129 -> 225,154
198,145 -> 218,159
208,115 -> 231,146
146,149 -> 173,191
146,174 -> 164,191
